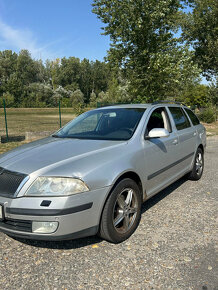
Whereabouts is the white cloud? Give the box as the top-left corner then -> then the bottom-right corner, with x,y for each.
0,19 -> 56,60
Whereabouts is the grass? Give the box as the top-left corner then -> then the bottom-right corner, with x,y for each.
203,121 -> 218,136
0,108 -> 76,136
0,141 -> 28,154
0,108 -> 78,154
0,108 -> 217,155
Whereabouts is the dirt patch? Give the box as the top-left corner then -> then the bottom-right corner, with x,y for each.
203,121 -> 218,136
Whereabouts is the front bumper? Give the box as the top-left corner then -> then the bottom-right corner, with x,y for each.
0,222 -> 98,241
0,186 -> 111,240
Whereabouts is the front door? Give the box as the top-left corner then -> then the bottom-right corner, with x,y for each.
142,106 -> 180,197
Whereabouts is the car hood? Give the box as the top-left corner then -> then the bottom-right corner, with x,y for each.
0,137 -> 126,174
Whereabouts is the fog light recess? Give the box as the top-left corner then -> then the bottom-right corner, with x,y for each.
32,221 -> 59,234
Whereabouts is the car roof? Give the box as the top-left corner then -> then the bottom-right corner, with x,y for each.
96,104 -> 150,110
95,103 -> 187,110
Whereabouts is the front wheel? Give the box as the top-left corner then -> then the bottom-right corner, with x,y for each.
188,147 -> 204,180
99,178 -> 142,243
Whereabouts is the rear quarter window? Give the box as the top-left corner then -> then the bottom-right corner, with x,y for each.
168,107 -> 191,130
184,108 -> 200,126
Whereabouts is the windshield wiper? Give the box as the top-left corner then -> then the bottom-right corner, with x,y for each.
52,134 -> 63,138
52,135 -> 82,139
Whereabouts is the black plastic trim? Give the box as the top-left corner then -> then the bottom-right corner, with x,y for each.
0,203 -> 4,221
0,167 -> 28,197
147,152 -> 195,180
40,200 -> 52,207
0,225 -> 98,241
6,202 -> 93,216
0,218 -> 32,232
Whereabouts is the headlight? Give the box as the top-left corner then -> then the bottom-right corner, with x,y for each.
25,177 -> 89,197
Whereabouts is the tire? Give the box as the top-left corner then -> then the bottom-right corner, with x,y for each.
188,147 -> 204,180
99,178 -> 142,243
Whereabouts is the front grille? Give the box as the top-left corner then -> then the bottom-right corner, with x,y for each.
0,167 -> 28,197
0,218 -> 32,232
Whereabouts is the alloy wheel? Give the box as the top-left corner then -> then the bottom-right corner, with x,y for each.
113,188 -> 138,234
196,152 -> 203,175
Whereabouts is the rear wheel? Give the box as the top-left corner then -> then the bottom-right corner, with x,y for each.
99,178 -> 142,243
188,147 -> 204,180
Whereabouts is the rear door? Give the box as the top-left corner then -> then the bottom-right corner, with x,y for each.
184,108 -> 206,147
167,106 -> 196,173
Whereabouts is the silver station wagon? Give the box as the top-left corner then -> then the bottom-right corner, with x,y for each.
0,102 -> 206,243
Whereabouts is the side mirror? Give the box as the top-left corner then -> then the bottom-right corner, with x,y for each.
146,128 -> 170,139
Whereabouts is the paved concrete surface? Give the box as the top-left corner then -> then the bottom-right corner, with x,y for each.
0,138 -> 217,289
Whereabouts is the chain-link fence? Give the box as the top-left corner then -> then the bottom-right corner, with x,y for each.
1,100 -> 217,144
0,104 -> 77,143
0,101 -> 120,143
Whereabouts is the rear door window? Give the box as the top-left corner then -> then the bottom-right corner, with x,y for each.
184,108 -> 200,126
168,107 -> 191,130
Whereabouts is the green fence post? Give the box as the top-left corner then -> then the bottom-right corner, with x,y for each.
59,99 -> 62,128
3,99 -> 9,142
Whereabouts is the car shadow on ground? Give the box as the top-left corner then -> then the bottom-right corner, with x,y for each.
141,175 -> 187,214
12,176 -> 188,250
13,234 -> 102,250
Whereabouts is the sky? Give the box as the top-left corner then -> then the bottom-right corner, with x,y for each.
0,0 -> 208,84
0,0 -> 110,61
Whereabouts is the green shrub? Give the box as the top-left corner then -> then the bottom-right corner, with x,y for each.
61,97 -> 72,107
0,92 -> 15,107
73,103 -> 86,115
198,107 -> 216,123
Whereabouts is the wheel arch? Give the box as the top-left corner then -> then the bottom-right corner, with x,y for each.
198,143 -> 204,154
111,171 -> 144,199
97,170 -> 144,230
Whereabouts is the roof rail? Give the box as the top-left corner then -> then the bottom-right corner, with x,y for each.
152,100 -> 186,106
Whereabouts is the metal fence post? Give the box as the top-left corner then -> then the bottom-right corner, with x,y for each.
3,99 -> 9,142
59,99 -> 62,128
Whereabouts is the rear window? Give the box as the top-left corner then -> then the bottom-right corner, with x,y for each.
169,107 -> 191,130
184,108 -> 200,126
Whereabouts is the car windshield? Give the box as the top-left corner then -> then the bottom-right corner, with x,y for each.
53,108 -> 146,141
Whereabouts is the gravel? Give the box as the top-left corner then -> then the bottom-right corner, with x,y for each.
0,138 -> 217,289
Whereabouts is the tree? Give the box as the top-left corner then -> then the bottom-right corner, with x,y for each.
70,89 -> 84,107
182,0 -> 218,78
96,91 -> 110,105
6,73 -> 23,106
0,49 -> 112,108
0,50 -> 18,97
178,84 -> 209,107
208,78 -> 218,106
79,58 -> 92,103
58,57 -> 81,91
91,61 -> 110,96
0,92 -> 14,107
115,76 -> 132,103
92,0 -> 201,101
129,46 -> 201,102
16,50 -> 39,84
89,91 -> 97,107
0,50 -> 17,82
45,58 -> 61,90
23,83 -> 54,107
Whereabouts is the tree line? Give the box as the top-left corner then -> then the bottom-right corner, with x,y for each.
0,50 -> 112,108
0,0 -> 217,109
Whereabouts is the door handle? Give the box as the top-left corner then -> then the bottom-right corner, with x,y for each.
193,132 -> 197,136
172,139 -> 178,145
